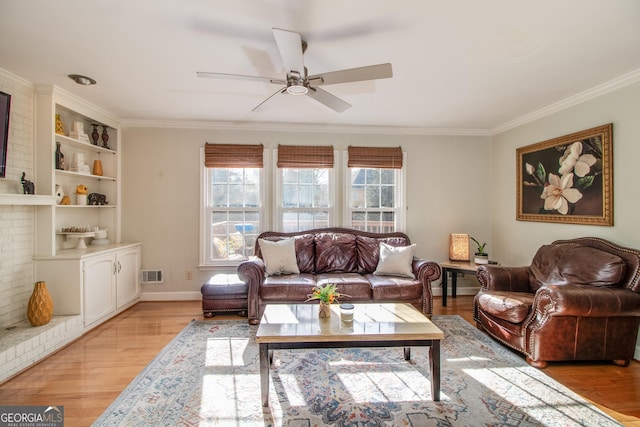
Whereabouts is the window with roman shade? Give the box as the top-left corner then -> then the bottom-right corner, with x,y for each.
202,143 -> 264,264
346,146 -> 405,232
276,145 -> 334,232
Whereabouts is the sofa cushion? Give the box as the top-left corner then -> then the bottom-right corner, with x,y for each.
315,273 -> 373,300
260,273 -> 316,301
374,242 -> 416,278
529,243 -> 626,291
356,235 -> 410,273
315,232 -> 357,273
259,238 -> 300,276
367,274 -> 422,300
476,291 -> 535,324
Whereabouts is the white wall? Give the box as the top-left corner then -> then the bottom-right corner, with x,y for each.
0,70 -> 37,328
120,126 -> 491,296
491,80 -> 640,358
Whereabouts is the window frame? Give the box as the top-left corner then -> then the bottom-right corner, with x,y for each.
343,151 -> 407,232
199,147 -> 267,268
274,149 -> 337,232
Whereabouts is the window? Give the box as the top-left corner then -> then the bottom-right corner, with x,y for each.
200,144 -> 264,265
276,145 -> 334,232
280,168 -> 332,231
346,146 -> 405,232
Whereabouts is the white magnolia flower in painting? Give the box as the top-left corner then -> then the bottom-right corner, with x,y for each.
540,173 -> 583,214
525,163 -> 535,175
558,141 -> 597,177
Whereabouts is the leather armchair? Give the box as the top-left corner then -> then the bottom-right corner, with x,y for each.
473,237 -> 640,368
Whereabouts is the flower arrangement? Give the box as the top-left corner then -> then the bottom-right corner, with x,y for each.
305,283 -> 346,304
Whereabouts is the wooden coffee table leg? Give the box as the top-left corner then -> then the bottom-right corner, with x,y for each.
430,340 -> 441,401
259,343 -> 270,407
403,347 -> 411,360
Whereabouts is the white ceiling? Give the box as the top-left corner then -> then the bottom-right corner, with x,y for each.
2,0 -> 640,132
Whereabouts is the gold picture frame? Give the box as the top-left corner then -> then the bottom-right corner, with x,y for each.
516,123 -> 613,226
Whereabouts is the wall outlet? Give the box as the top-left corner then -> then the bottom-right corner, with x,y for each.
185,270 -> 193,280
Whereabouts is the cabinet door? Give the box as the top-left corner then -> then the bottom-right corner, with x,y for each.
116,246 -> 140,308
83,254 -> 116,326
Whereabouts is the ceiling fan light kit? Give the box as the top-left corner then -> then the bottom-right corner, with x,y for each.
197,28 -> 392,112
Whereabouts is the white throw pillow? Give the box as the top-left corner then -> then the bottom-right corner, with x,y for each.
374,242 -> 416,278
259,238 -> 300,276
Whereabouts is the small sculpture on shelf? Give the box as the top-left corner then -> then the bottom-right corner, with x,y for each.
88,192 -> 108,205
75,184 -> 88,205
21,172 -> 35,194
55,184 -> 64,204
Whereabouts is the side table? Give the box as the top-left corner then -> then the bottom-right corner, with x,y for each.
439,261 -> 488,307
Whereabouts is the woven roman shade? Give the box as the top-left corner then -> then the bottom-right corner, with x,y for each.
276,144 -> 334,168
204,143 -> 264,168
347,146 -> 403,169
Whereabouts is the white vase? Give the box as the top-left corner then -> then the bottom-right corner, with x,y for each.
474,254 -> 489,264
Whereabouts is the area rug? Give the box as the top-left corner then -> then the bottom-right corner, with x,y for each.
93,315 -> 620,426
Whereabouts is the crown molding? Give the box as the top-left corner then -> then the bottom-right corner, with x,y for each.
121,118 -> 492,136
492,67 -> 640,135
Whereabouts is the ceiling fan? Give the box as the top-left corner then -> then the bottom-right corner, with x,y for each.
197,28 -> 393,113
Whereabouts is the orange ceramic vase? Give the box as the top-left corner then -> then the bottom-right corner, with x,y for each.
27,281 -> 53,326
93,159 -> 103,176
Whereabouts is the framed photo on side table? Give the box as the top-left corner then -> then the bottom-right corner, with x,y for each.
516,123 -> 613,226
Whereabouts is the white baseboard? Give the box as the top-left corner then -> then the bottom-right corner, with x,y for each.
141,291 -> 201,301
432,286 -> 479,297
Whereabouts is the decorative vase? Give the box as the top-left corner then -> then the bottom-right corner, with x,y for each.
474,253 -> 489,264
101,126 -> 110,149
55,114 -> 65,136
319,301 -> 331,318
91,124 -> 100,145
27,281 -> 53,326
93,159 -> 103,176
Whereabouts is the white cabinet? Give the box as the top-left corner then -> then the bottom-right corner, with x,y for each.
83,253 -> 117,327
115,246 -> 141,309
35,242 -> 141,330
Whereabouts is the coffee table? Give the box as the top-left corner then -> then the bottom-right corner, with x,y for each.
255,302 -> 444,407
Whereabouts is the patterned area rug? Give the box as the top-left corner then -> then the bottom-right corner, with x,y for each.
93,315 -> 620,426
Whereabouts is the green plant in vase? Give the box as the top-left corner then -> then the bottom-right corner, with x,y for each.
470,237 -> 489,264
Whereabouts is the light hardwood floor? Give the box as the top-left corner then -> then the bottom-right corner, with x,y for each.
0,297 -> 638,426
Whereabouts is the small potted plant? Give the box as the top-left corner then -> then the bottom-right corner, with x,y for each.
470,237 -> 489,264
305,283 -> 348,318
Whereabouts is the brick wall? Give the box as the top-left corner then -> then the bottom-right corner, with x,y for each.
0,69 -> 36,328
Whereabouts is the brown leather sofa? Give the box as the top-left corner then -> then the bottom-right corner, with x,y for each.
238,228 -> 441,325
474,237 -> 640,368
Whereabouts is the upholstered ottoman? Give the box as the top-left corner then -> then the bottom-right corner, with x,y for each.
201,273 -> 248,318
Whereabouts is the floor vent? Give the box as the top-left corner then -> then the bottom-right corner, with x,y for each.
141,269 -> 164,284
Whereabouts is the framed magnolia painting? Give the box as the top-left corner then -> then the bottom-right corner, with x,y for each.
516,123 -> 613,226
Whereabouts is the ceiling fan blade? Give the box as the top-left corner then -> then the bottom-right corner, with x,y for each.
306,87 -> 351,113
196,71 -> 284,85
252,87 -> 287,111
272,28 -> 305,76
308,63 -> 392,86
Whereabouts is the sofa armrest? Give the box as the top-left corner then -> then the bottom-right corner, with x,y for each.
532,284 -> 640,318
412,258 -> 441,317
477,265 -> 531,292
412,258 -> 441,282
237,256 -> 265,323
